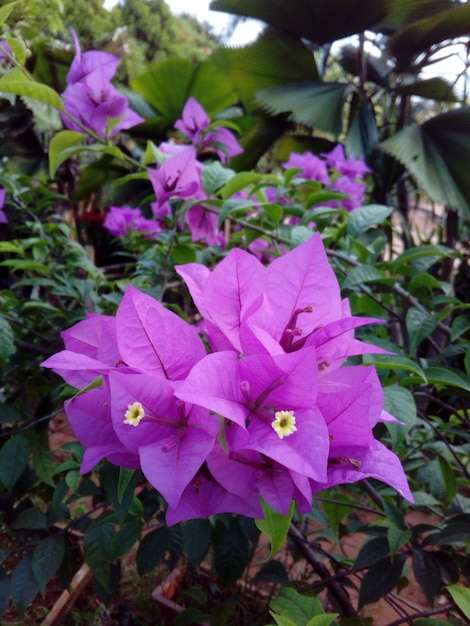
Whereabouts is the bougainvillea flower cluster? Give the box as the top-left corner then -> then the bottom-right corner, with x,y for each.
283,145 -> 371,211
61,29 -> 144,138
43,234 -> 412,524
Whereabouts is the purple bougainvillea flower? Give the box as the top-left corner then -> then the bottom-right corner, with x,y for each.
67,28 -> 119,85
322,144 -> 371,179
103,206 -> 160,238
203,126 -> 243,163
0,187 -> 7,223
109,370 -> 219,508
0,41 -> 13,68
174,97 -> 243,163
149,147 -> 204,214
174,97 -> 210,145
327,176 -> 367,212
283,151 -> 330,184
64,382 -> 141,474
116,284 -> 207,380
166,473 -> 263,525
186,205 -> 225,247
61,29 -> 144,137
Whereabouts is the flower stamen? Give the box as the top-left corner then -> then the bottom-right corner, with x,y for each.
124,401 -> 145,427
272,410 -> 297,439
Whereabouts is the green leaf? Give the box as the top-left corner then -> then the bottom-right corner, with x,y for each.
392,244 -> 454,272
213,517 -> 253,586
379,109 -> 470,218
110,519 -> 143,561
171,244 -> 197,264
83,519 -> 115,590
383,386 -> 417,448
387,528 -> 411,557
451,315 -> 470,341
270,615 -> 298,626
257,81 -> 356,137
31,426 -> 55,488
0,434 -> 29,491
255,499 -> 294,557
0,2 -> 19,25
136,526 -> 170,575
306,617 -> 338,626
354,537 -> 390,570
11,507 -> 48,530
211,0 -> 389,46
11,554 -> 39,616
347,204 -> 393,237
406,307 -> 440,352
445,584 -> 470,619
221,171 -> 263,199
183,519 -> 211,568
117,468 -> 135,504
363,354 -> 427,383
341,265 -> 387,290
5,36 -> 27,66
291,225 -> 315,247
413,549 -> 441,605
0,68 -> 64,110
424,365 -> 470,393
358,555 -> 406,608
32,535 -> 65,592
388,3 -> 470,60
437,456 -> 457,501
270,587 -> 326,624
322,494 -> 351,538
0,316 -> 16,366
201,161 -> 235,196
48,130 -> 85,177
393,77 -> 458,102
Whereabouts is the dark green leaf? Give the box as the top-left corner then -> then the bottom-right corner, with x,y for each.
11,554 -> 39,616
11,507 -> 48,531
347,204 -> 392,237
379,109 -> 470,218
0,316 -> 16,366
253,559 -> 290,584
83,519 -> 115,590
48,130 -> 85,177
413,549 -> 441,605
117,468 -> 135,505
257,81 -> 355,137
388,4 -> 470,60
393,78 -> 458,102
31,426 -> 55,488
0,434 -> 29,491
110,519 -> 143,561
175,608 -> 209,626
383,386 -> 416,448
213,517 -> 252,586
387,528 -> 411,557
211,0 -> 389,46
32,535 -> 65,592
183,519 -> 211,568
354,537 -> 390,570
342,265 -> 387,290
406,307 -> 440,353
358,555 -> 406,608
136,526 -> 170,575
451,315 -> 470,341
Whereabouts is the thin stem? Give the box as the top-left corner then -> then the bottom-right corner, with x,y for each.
387,603 -> 455,626
288,523 -> 358,617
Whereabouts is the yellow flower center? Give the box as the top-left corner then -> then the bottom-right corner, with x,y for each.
272,410 -> 297,439
124,401 -> 145,427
